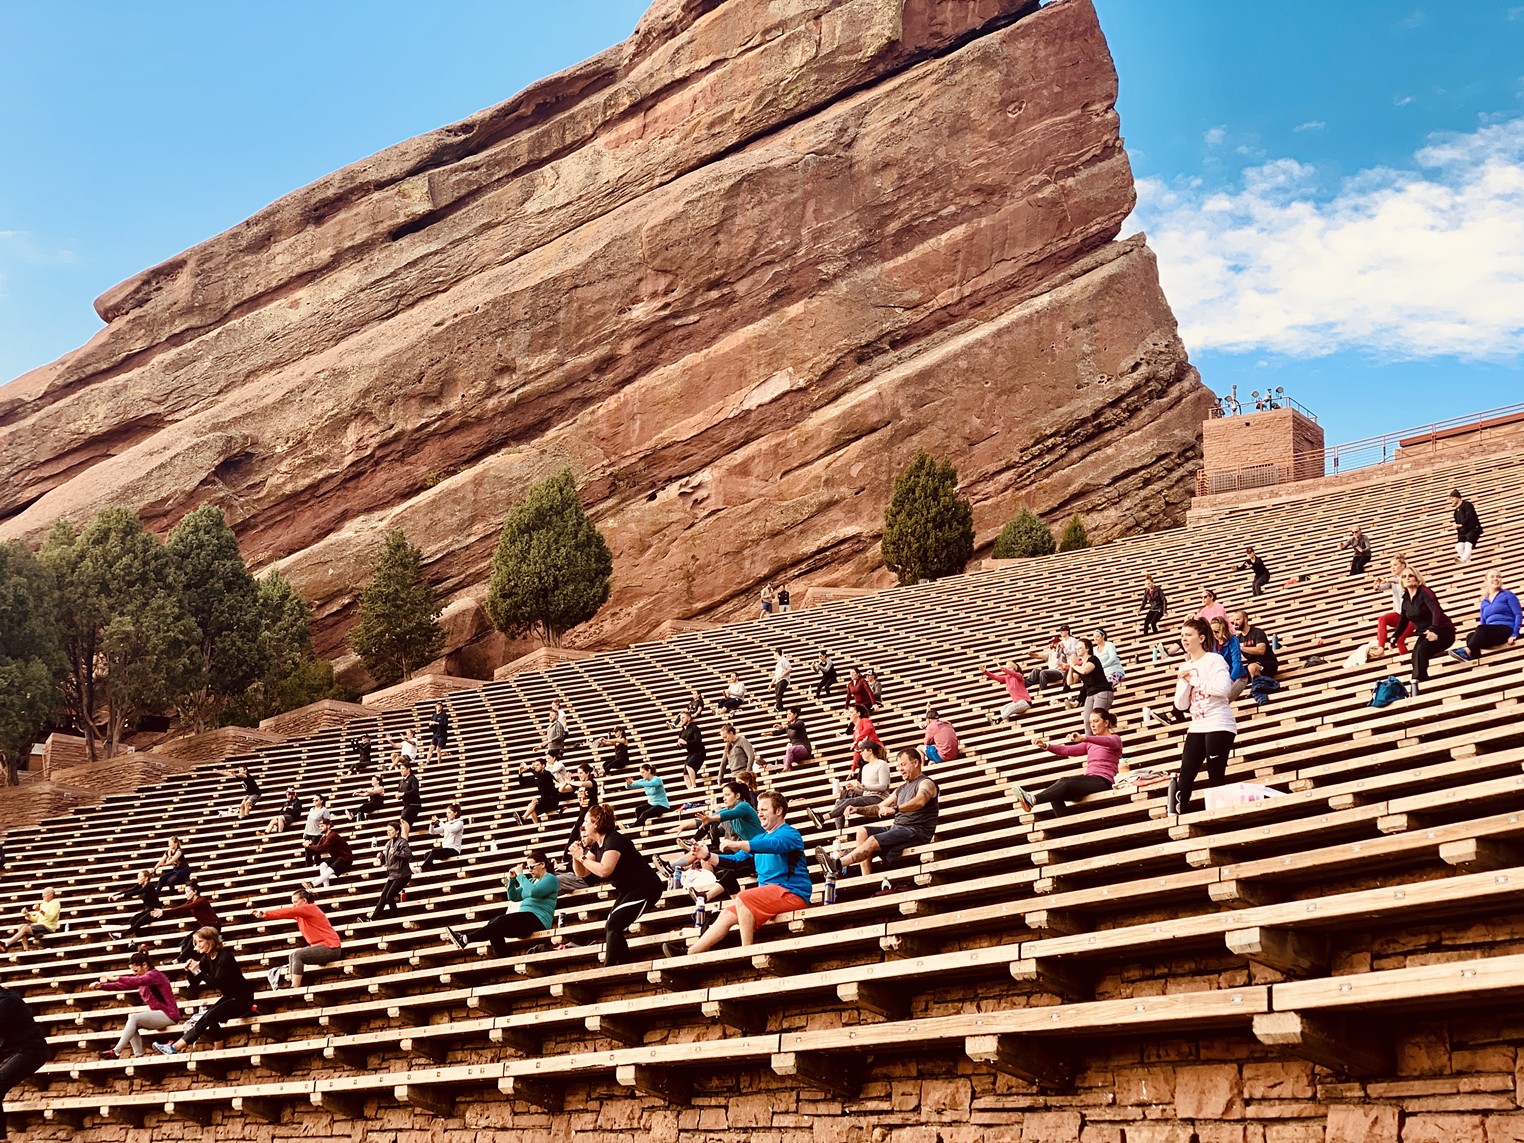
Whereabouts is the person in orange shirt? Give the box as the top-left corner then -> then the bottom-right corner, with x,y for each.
254,887 -> 342,991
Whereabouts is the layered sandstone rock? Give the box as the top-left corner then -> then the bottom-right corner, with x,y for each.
0,0 -> 1211,668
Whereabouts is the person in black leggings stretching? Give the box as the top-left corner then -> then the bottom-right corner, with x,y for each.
153,928 -> 257,1056
569,804 -> 664,966
446,849 -> 559,957
1170,618 -> 1238,815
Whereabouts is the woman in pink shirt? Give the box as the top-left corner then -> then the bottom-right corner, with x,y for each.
1014,709 -> 1123,817
91,947 -> 180,1059
980,661 -> 1032,723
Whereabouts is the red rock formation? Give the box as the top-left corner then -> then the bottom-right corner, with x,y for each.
0,0 -> 1210,670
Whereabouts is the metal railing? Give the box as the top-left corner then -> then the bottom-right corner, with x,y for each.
1198,401 -> 1524,496
1208,386 -> 1317,421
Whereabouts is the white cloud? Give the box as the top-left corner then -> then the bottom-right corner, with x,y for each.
1293,120 -> 1326,133
1125,117 -> 1524,360
1203,126 -> 1227,147
1395,95 -> 1416,107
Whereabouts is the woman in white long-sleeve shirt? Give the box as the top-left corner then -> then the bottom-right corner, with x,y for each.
1170,618 -> 1237,815
418,803 -> 467,872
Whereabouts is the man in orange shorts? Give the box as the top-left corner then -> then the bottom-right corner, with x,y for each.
666,790 -> 810,956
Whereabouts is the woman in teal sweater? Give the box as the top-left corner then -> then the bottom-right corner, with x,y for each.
445,849 -> 558,957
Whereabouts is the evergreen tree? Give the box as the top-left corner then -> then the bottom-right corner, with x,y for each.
880,451 -> 975,585
992,507 -> 1056,558
225,571 -> 328,725
0,541 -> 66,785
167,505 -> 269,733
485,468 -> 613,646
1058,513 -> 1092,552
349,530 -> 445,688
42,508 -> 199,758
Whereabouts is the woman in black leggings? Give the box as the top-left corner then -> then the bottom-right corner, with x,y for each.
570,804 -> 664,966
152,927 -> 256,1056
1392,566 -> 1455,693
1170,618 -> 1238,815
445,850 -> 559,957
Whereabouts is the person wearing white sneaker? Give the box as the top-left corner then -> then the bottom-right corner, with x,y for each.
152,928 -> 255,1056
1450,490 -> 1483,564
1169,619 -> 1237,815
254,887 -> 342,991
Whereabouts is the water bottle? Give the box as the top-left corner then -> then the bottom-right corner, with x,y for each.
823,873 -> 838,906
1151,644 -> 1163,664
692,899 -> 707,930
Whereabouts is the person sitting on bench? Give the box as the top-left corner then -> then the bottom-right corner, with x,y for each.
671,790 -> 810,956
1015,708 -> 1124,818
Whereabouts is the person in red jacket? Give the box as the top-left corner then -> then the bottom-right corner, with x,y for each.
154,882 -> 222,962
843,667 -> 875,713
254,887 -> 342,991
848,705 -> 878,775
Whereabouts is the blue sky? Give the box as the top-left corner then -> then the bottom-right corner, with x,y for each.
2,1 -> 1522,447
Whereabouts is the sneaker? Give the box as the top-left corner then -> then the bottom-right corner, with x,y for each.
445,928 -> 467,951
153,1042 -> 179,1056
653,855 -> 673,878
661,940 -> 682,960
1013,784 -> 1033,813
815,846 -> 842,879
805,808 -> 823,831
99,1049 -> 119,1060
1449,648 -> 1471,663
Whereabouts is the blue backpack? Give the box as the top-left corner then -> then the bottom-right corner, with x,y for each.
1369,675 -> 1408,708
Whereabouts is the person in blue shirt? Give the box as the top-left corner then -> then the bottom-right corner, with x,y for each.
668,790 -> 809,956
625,764 -> 671,827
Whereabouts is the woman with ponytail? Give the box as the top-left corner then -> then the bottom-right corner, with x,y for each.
90,947 -> 180,1059
1169,617 -> 1237,815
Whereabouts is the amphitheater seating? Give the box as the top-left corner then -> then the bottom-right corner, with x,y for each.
2,445 -> 1523,1133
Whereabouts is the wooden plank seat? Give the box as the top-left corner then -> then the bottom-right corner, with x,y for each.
1019,864 -> 1524,986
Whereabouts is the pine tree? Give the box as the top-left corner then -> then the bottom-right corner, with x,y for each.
880,451 -> 975,585
225,571 -> 328,724
349,530 -> 446,688
41,508 -> 199,758
992,507 -> 1056,559
485,468 -> 613,646
0,541 -> 66,785
167,505 -> 269,733
1058,514 -> 1092,552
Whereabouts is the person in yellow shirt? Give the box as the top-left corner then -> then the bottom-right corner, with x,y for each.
3,888 -> 61,952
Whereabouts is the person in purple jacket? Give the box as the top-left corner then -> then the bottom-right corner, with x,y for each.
1451,570 -> 1521,664
1014,708 -> 1124,818
91,947 -> 181,1059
